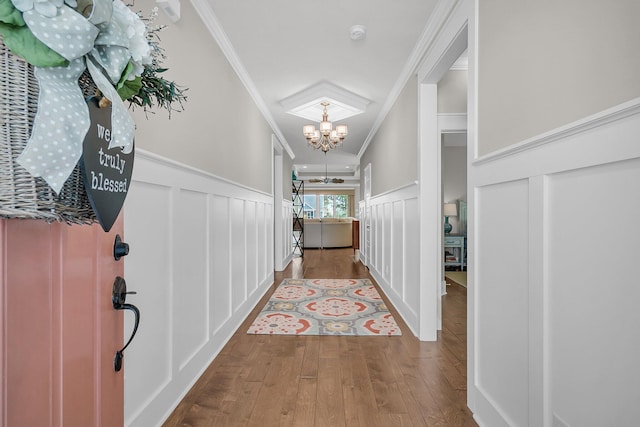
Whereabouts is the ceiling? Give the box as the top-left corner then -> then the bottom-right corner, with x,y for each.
199,0 -> 442,188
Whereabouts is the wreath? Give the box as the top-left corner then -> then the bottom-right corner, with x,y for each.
0,0 -> 187,193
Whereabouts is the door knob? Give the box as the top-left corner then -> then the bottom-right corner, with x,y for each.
112,276 -> 140,372
113,235 -> 129,261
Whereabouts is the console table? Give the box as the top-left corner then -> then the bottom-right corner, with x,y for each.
444,234 -> 466,270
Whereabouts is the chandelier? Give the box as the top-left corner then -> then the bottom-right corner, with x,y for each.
302,102 -> 348,153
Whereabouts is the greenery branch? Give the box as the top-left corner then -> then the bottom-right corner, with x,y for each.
117,6 -> 187,117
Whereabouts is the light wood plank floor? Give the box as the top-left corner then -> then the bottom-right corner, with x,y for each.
163,248 -> 476,426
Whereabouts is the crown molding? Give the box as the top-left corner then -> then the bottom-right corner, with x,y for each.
190,0 -> 295,160
357,0 -> 462,160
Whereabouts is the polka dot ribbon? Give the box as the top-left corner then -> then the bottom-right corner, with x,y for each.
16,0 -> 134,194
17,59 -> 91,192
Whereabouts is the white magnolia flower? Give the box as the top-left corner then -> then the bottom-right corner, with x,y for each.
11,0 -> 76,17
111,0 -> 152,78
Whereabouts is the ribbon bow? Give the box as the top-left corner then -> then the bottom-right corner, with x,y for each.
15,0 -> 135,194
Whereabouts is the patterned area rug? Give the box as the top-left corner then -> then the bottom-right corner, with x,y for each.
247,278 -> 402,336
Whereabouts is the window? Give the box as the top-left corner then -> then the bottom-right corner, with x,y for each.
303,195 -> 316,219
320,195 -> 348,218
303,193 -> 350,218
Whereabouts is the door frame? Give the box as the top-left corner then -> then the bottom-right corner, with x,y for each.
272,134 -> 286,271
416,0 -> 476,410
417,5 -> 469,341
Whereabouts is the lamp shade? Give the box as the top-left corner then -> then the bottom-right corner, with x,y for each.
303,124 -> 316,137
320,120 -> 332,135
444,203 -> 457,217
336,124 -> 348,137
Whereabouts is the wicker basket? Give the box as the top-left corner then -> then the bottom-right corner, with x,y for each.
0,37 -> 96,224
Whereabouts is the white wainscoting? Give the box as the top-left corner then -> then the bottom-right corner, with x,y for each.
358,201 -> 367,265
363,183 -> 420,336
122,150 -> 274,427
469,99 -> 640,427
280,199 -> 293,267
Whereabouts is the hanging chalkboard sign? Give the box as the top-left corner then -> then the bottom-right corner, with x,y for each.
80,97 -> 135,232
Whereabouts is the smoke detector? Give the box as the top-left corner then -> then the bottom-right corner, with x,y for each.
349,25 -> 367,41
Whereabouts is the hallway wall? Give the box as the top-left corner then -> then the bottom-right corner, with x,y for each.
360,75 -> 419,197
442,144 -> 466,235
364,184 -> 420,335
470,98 -> 640,427
470,1 -> 640,425
130,0 -> 274,194
478,0 -> 640,156
358,72 -> 421,338
120,1 -> 279,425
123,152 -> 273,426
278,199 -> 294,267
283,152 -> 294,200
438,70 -> 468,113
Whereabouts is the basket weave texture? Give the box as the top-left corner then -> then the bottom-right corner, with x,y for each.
0,37 -> 96,224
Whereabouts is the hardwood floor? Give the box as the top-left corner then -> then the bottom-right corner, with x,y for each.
163,249 -> 476,426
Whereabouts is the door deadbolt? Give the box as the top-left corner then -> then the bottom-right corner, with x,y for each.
114,235 -> 130,261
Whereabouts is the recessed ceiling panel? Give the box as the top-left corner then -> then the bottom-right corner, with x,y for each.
280,81 -> 371,122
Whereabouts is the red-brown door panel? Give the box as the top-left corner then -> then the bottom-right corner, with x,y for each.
1,216 -> 124,427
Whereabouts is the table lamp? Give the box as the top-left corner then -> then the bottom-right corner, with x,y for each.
444,203 -> 457,234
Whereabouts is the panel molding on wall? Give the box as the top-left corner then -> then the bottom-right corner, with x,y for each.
123,150 -> 274,427
475,179 -> 529,427
364,183 -> 420,335
281,199 -> 293,268
358,201 -> 366,264
469,99 -> 640,427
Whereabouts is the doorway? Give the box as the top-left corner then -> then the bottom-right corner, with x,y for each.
441,131 -> 468,291
417,22 -> 468,340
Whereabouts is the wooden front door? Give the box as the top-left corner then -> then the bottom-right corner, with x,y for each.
0,216 -> 125,426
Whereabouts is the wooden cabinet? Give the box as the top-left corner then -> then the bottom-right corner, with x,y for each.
352,220 -> 360,250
